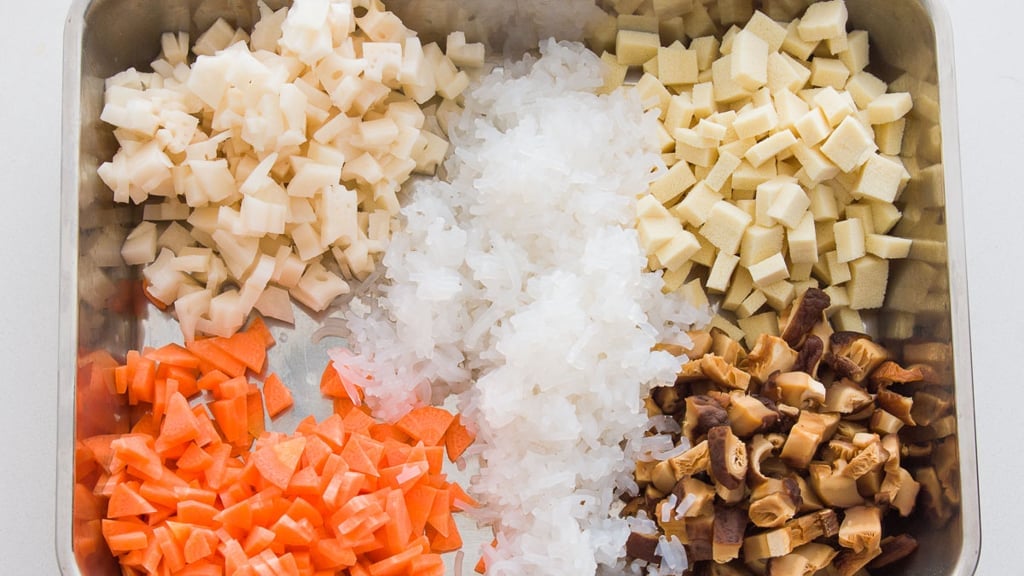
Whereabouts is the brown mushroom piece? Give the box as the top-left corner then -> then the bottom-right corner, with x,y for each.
742,509 -> 839,560
706,562 -> 755,576
673,477 -> 716,519
934,436 -> 961,505
728,394 -> 780,438
669,439 -> 710,479
910,388 -> 953,426
809,461 -> 864,508
832,546 -> 882,576
822,378 -> 874,414
702,354 -> 752,391
683,395 -> 730,443
838,505 -> 882,553
651,460 -> 677,494
916,466 -> 954,525
869,360 -> 924,388
827,332 -> 889,384
791,542 -> 839,572
876,388 -> 916,426
843,438 -> 890,480
634,459 -> 658,487
875,467 -> 919,517
686,512 -> 716,562
625,531 -> 661,564
713,503 -> 747,563
766,553 -> 811,576
708,426 -> 748,491
868,534 -> 919,569
677,359 -> 708,383
774,372 -> 826,408
780,288 -> 831,347
684,330 -> 714,358
651,382 -> 686,415
746,434 -> 777,486
780,411 -> 839,469
902,341 -> 953,378
792,335 -> 825,378
745,334 -> 799,385
748,478 -> 801,528
869,409 -> 905,435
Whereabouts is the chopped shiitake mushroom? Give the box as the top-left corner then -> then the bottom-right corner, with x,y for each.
627,291 -> 961,574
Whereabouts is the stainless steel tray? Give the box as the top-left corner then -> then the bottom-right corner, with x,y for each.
57,1 -> 980,574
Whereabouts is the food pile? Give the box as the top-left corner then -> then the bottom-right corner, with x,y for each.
73,0 -> 961,575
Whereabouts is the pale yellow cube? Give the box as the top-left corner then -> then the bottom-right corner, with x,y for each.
690,36 -> 722,72
761,279 -> 796,310
809,183 -> 840,221
638,215 -> 683,253
867,92 -> 913,125
782,19 -> 819,61
791,140 -> 841,184
874,118 -> 906,156
798,0 -> 848,42
710,313 -> 747,343
766,179 -> 810,228
722,266 -> 755,311
618,14 -> 660,34
823,284 -> 850,312
653,0 -> 694,19
833,306 -> 864,331
834,217 -> 866,263
661,260 -> 694,293
749,252 -> 790,288
616,30 -> 661,66
672,181 -> 725,226
735,198 -> 757,219
692,82 -> 716,117
720,25 -> 742,55
599,51 -> 629,94
793,108 -> 832,146
680,278 -> 712,311
810,57 -> 850,90
826,32 -> 848,56
707,250 -> 741,293
853,153 -> 906,203
656,230 -> 703,271
649,160 -> 698,205
655,123 -> 675,153
637,193 -> 673,219
866,234 -> 912,259
685,2 -> 718,38
845,71 -> 888,110
636,73 -> 672,117
659,17 -> 688,45
734,104 -> 779,140
691,230 -> 718,266
870,200 -> 902,234
844,203 -> 875,234
790,261 -> 814,281
733,158 -> 778,190
658,43 -> 699,86
813,86 -> 856,126
774,89 -> 811,129
847,255 -> 889,309
731,30 -> 770,91
719,0 -> 755,26
713,55 -> 754,104
821,116 -> 877,172
788,212 -> 818,264
736,289 -> 768,319
675,127 -> 717,149
720,137 -> 758,159
745,10 -> 789,52
738,312 -> 780,349
816,219 -> 838,253
839,30 -> 870,73
752,86 -> 773,108
700,200 -> 753,254
767,52 -> 804,95
696,117 -> 729,142
826,249 -> 852,284
676,140 -> 719,167
740,224 -> 784,267
745,130 -> 798,167
643,56 -> 659,77
664,94 -> 696,133
705,150 -> 743,192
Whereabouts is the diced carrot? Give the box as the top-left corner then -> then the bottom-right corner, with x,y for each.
403,483 -> 437,538
285,497 -> 323,528
187,338 -> 247,378
319,362 -> 348,399
424,446 -> 445,475
114,365 -> 129,395
212,329 -> 268,374
427,487 -> 451,537
108,482 -> 157,518
383,489 -> 412,554
322,471 -> 363,511
214,376 -> 250,400
367,545 -> 421,576
162,364 -> 200,398
155,525 -> 186,573
263,373 -> 294,418
192,406 -> 219,448
395,406 -> 455,447
177,500 -> 219,527
175,443 -> 213,473
286,466 -> 322,498
369,424 -> 411,445
426,515 -> 463,553
243,525 -> 276,556
111,435 -> 163,480
177,559 -> 223,575
214,499 -> 254,532
341,437 -> 378,478
311,538 -> 356,571
130,413 -> 161,438
253,436 -> 307,490
156,392 -> 201,453
210,395 -> 248,445
183,528 -> 217,563
448,482 -> 480,511
130,356 -> 157,406
246,315 -> 276,348
222,538 -> 248,576
444,415 -> 475,462
246,388 -> 267,441
203,442 -> 233,490
196,369 -> 230,391
271,514 -> 316,546
313,414 -> 346,451
408,554 -> 445,576
301,434 -> 333,473
107,531 -> 149,552
333,397 -> 358,417
144,343 -> 200,370
343,409 -> 376,436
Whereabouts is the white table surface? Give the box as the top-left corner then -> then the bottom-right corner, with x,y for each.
1,0 -> 1017,573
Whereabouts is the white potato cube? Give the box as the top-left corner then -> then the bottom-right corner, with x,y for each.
766,180 -> 810,228
794,108 -> 832,146
738,311 -> 780,348
707,251 -> 741,293
734,104 -> 779,140
740,224 -> 784,267
749,252 -> 790,288
731,30 -> 770,91
701,200 -> 753,254
810,57 -> 850,90
761,279 -> 796,310
813,86 -> 856,127
788,212 -> 818,264
867,92 -> 913,125
798,0 -> 848,42
847,255 -> 889,309
656,230 -> 703,271
733,158 -> 778,191
736,289 -> 768,318
650,161 -> 699,204
664,94 -> 696,132
722,267 -> 755,311
821,116 -> 877,172
705,151 -> 744,192
832,306 -> 864,331
871,201 -> 903,234
745,130 -> 798,167
671,182 -> 724,226
845,71 -> 888,109
744,10 -> 788,52
809,183 -> 840,221
834,217 -> 866,263
637,73 -> 673,117
617,30 -> 660,66
853,153 -> 906,203
691,36 -> 722,72
774,89 -> 811,130
713,55 -> 754,104
782,20 -> 818,60
874,118 -> 906,156
839,30 -> 870,73
866,234 -> 913,259
659,44 -> 700,86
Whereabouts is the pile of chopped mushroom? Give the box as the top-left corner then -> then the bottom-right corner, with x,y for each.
625,288 -> 961,575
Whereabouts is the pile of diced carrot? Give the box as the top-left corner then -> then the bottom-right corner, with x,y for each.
77,317 -> 477,576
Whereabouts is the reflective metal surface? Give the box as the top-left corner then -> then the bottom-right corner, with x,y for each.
58,1 -> 979,574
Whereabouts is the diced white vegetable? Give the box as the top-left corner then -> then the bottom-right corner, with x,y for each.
121,221 -> 159,265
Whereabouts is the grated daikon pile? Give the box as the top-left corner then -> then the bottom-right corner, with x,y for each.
340,40 -> 708,574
